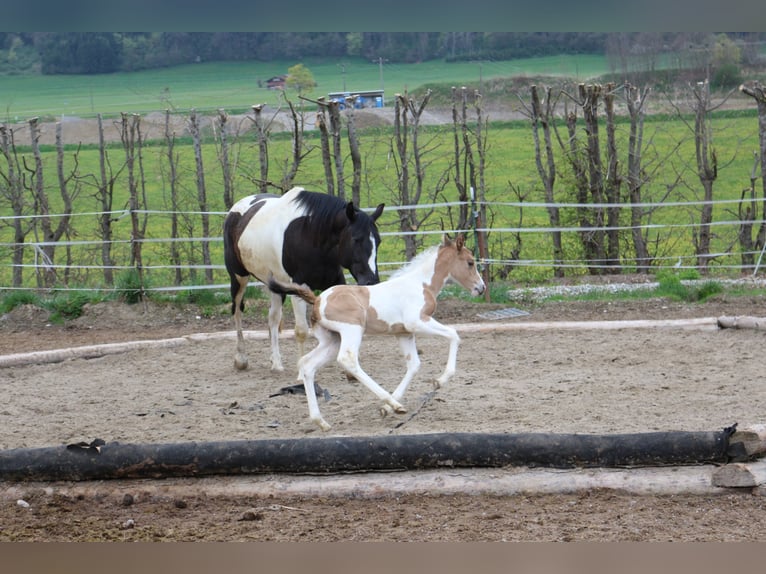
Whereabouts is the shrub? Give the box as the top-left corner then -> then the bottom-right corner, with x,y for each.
115,269 -> 145,304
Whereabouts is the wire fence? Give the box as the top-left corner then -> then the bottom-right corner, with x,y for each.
2,196 -> 766,294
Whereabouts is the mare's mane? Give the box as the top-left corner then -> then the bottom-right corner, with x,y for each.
293,189 -> 350,244
389,245 -> 440,280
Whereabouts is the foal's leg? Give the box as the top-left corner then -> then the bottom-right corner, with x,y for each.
267,290 -> 285,371
232,274 -> 250,370
334,326 -> 407,415
297,325 -> 339,431
380,334 -> 420,417
413,319 -> 461,388
290,295 -> 311,362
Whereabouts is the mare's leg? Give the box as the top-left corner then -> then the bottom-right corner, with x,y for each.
268,290 -> 285,371
232,274 -> 250,371
297,325 -> 339,431
380,334 -> 420,417
334,326 -> 406,415
290,295 -> 310,362
413,319 -> 461,388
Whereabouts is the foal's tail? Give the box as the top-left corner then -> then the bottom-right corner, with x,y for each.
267,274 -> 318,305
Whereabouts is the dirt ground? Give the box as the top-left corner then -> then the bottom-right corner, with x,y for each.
2,289 -> 766,541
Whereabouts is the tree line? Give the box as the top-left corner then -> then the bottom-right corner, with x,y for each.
1,32 -> 764,76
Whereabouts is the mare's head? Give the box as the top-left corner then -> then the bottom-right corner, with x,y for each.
438,234 -> 486,297
336,201 -> 385,286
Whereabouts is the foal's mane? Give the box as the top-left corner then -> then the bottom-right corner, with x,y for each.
390,244 -> 440,279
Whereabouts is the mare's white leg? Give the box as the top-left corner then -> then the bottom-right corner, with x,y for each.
290,295 -> 311,362
335,326 -> 407,415
413,319 -> 461,388
268,291 -> 285,371
233,275 -> 250,370
380,334 -> 420,417
297,325 -> 339,431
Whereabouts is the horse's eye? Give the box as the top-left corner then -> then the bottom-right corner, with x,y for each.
468,261 -> 474,267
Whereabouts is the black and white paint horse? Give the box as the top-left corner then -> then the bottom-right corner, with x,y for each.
223,186 -> 384,371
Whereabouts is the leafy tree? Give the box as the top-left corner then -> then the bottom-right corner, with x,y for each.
286,63 -> 316,96
711,34 -> 742,88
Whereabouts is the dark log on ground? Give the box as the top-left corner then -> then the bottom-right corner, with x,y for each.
0,429 -> 735,482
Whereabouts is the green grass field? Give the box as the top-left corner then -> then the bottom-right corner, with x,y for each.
0,55 -> 611,121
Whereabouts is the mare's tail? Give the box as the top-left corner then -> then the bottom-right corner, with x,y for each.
267,274 -> 318,305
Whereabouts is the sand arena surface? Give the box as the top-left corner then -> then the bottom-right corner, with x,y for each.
2,293 -> 766,541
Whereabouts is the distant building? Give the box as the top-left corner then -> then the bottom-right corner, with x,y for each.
327,89 -> 385,109
266,75 -> 287,90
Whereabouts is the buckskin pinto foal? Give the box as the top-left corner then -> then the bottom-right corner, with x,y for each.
268,234 -> 486,431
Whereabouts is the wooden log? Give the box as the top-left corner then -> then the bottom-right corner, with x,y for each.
727,424 -> 766,460
711,461 -> 766,487
0,430 -> 733,482
0,465 -> 725,500
456,317 -> 720,333
717,316 -> 766,330
0,330 -> 273,368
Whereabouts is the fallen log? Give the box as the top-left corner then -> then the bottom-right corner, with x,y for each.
0,330 -> 272,368
0,465 -> 726,499
0,429 -> 734,482
717,316 -> 766,331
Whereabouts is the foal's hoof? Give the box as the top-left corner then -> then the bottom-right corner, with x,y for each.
314,418 -> 332,431
234,355 -> 249,371
381,401 -> 407,417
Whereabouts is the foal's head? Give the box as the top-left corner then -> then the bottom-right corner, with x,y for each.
337,202 -> 385,286
438,234 -> 486,297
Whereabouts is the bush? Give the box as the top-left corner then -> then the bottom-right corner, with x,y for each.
45,291 -> 93,322
115,269 -> 145,304
0,290 -> 40,314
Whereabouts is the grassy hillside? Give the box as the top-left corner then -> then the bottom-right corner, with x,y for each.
0,55 -> 611,121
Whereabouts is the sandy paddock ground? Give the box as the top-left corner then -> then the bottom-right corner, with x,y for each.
1,294 -> 766,541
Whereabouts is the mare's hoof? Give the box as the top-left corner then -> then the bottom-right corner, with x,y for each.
234,356 -> 249,371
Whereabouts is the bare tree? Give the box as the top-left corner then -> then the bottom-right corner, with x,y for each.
120,113 -> 148,294
163,110 -> 182,285
603,83 -> 622,273
625,84 -> 652,272
524,85 -> 563,277
345,99 -> 363,206
739,81 -> 766,267
280,96 -> 311,192
27,117 -> 77,287
0,125 -> 29,287
450,86 -> 490,298
557,85 -> 607,275
392,90 -> 449,260
90,113 -> 125,286
691,80 -> 717,272
251,104 -> 270,194
188,110 -> 213,283
216,109 -> 235,210
55,122 -> 82,285
315,104 -> 335,196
